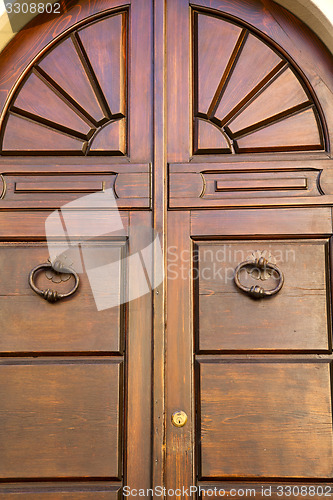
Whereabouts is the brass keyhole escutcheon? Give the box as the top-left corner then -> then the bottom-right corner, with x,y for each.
171,410 -> 188,428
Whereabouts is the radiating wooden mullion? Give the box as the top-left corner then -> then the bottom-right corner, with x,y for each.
216,60 -> 287,127
10,107 -> 92,142
229,101 -> 314,140
72,32 -> 113,120
33,66 -> 98,128
207,29 -> 248,119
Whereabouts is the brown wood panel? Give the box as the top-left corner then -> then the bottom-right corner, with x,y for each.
0,166 -> 150,209
214,176 -> 307,192
0,359 -> 122,479
126,211 -> 153,493
169,170 -> 324,207
0,242 -> 125,353
0,3 -> 153,162
12,72 -> 92,136
228,67 -> 310,134
0,0 -> 129,115
0,162 -> 149,174
0,0 -> 154,493
196,240 -> 330,352
194,12 -> 242,115
114,172 -> 150,199
169,172 -> 203,199
169,160 -> 333,174
2,11 -> 129,157
0,211 -> 129,239
169,160 -> 333,208
2,114 -> 85,154
198,360 -> 333,478
191,208 -> 333,236
128,0 -> 153,162
192,0 -> 333,151
235,108 -> 323,153
37,35 -> 106,123
192,9 -> 325,155
78,13 -> 126,117
89,119 -> 126,155
152,0 -> 167,492
5,173 -> 115,200
166,211 -> 194,496
194,118 -> 231,154
167,0 -> 190,161
214,32 -> 282,123
14,179 -> 106,193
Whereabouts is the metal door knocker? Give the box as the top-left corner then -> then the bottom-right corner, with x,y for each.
234,256 -> 284,299
29,260 -> 79,303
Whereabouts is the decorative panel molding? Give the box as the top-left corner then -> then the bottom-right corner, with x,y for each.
193,10 -> 325,154
0,163 -> 150,209
169,160 -> 333,208
1,12 -> 127,156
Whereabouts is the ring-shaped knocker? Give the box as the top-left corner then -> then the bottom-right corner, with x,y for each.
234,256 -> 284,299
29,262 -> 79,303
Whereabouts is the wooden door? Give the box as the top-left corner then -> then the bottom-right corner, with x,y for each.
0,1 -> 154,497
1,0 -> 333,498
166,0 -> 333,498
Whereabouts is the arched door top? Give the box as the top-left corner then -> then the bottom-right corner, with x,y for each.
1,11 -> 127,156
193,9 -> 326,155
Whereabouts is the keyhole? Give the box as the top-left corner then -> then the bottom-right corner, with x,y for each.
171,410 -> 187,428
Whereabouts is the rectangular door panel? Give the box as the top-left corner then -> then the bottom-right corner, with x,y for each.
191,208 -> 333,236
0,242 -> 126,354
196,239 -> 330,352
0,165 -> 150,210
169,161 -> 333,209
197,360 -> 333,479
0,359 -> 122,479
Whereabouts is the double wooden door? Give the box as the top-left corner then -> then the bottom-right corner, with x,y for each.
0,0 -> 333,498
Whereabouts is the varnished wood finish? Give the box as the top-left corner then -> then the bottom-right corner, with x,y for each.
1,0 -> 333,497
193,10 -> 325,155
166,0 -> 190,162
2,11 -> 128,156
191,0 -> 333,153
166,212 -> 194,496
126,211 -> 153,493
152,0 -> 167,495
0,211 -> 129,239
0,0 -> 152,164
0,166 -> 150,209
198,359 -> 333,478
191,207 -> 333,236
165,1 -> 333,497
0,358 -> 122,479
0,0 -> 153,496
169,159 -> 333,208
0,242 -> 125,353
196,239 -> 330,352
